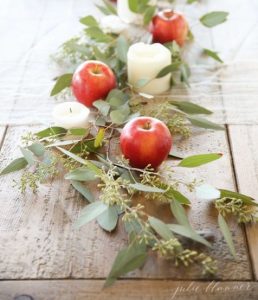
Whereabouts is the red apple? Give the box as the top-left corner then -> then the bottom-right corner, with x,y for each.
120,117 -> 172,169
151,9 -> 188,46
72,60 -> 117,107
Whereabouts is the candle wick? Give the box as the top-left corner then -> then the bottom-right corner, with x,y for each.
69,108 -> 72,113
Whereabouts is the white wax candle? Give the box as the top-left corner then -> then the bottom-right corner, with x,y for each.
127,42 -> 172,95
52,102 -> 90,129
117,0 -> 157,25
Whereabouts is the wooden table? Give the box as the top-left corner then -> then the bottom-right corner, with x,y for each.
0,0 -> 258,299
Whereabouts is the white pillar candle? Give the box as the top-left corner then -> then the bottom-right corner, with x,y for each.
117,0 -> 157,25
127,42 -> 172,95
52,102 -> 90,129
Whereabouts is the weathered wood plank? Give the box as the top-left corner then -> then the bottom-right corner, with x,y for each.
0,280 -> 258,300
228,125 -> 258,280
0,126 -> 251,280
0,0 -> 100,126
209,0 -> 258,125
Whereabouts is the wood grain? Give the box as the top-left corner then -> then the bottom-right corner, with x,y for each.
209,0 -> 258,125
0,280 -> 258,300
0,126 -> 252,280
228,125 -> 258,280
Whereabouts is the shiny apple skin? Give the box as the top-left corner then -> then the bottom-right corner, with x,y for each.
151,9 -> 188,46
72,60 -> 117,107
120,117 -> 173,169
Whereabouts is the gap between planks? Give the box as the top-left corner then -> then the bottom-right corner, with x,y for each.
0,126 -> 8,151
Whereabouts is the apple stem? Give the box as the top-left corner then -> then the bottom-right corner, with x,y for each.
143,121 -> 151,130
163,10 -> 174,19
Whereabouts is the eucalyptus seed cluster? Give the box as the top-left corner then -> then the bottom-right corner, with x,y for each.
167,114 -> 191,138
152,239 -> 217,275
141,173 -> 171,202
177,250 -> 217,275
62,149 -> 89,171
97,166 -> 131,208
18,156 -> 58,193
152,238 -> 182,257
53,36 -> 94,65
21,132 -> 38,146
122,204 -> 145,222
215,197 -> 258,223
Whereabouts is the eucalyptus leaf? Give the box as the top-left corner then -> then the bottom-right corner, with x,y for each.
108,96 -> 127,107
187,29 -> 194,41
144,6 -> 156,25
117,35 -> 129,63
36,127 -> 67,139
93,100 -> 110,116
95,116 -> 106,126
166,188 -> 191,205
28,142 -> 45,156
129,183 -> 165,193
196,184 -> 220,200
128,0 -> 139,13
69,128 -> 88,136
218,214 -> 236,259
80,15 -> 98,27
50,73 -> 73,96
168,224 -> 211,247
187,115 -> 224,130
57,147 -> 101,174
120,169 -> 135,183
20,147 -> 35,165
105,240 -> 147,287
93,46 -> 109,63
178,153 -> 222,168
69,140 -> 98,153
124,219 -> 142,234
203,48 -> 223,63
75,202 -> 109,228
71,180 -> 94,202
85,27 -> 113,43
46,140 -> 81,148
200,11 -> 229,28
170,100 -> 212,115
180,63 -> 191,86
57,147 -> 87,165
0,157 -> 28,176
149,216 -> 174,240
110,104 -> 130,124
156,62 -> 181,78
107,89 -> 127,103
96,4 -> 111,15
101,0 -> 117,15
97,206 -> 118,231
65,167 -> 97,181
170,200 -> 190,227
219,189 -> 258,206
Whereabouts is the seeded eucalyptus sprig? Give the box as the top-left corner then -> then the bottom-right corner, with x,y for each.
1,124 -> 257,286
196,184 -> 258,259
